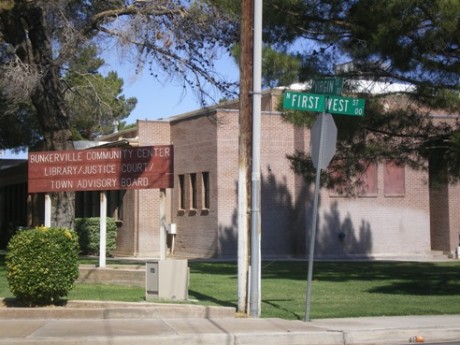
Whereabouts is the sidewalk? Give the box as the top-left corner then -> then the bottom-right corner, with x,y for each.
0,301 -> 459,345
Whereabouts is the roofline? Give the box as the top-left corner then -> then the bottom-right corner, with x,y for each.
156,89 -> 283,124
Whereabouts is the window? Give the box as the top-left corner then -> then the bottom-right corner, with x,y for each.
357,162 -> 378,196
178,174 -> 185,210
328,160 -> 377,197
190,173 -> 197,209
177,172 -> 210,213
202,172 -> 210,209
384,161 -> 405,196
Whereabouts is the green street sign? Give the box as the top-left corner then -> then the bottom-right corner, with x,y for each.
283,91 -> 325,112
326,95 -> 365,116
311,77 -> 343,95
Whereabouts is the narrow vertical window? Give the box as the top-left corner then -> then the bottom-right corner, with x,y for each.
384,161 -> 405,196
178,174 -> 185,210
190,173 -> 197,209
357,162 -> 378,196
202,172 -> 210,209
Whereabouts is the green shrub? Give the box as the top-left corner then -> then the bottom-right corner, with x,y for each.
75,217 -> 117,256
6,226 -> 80,306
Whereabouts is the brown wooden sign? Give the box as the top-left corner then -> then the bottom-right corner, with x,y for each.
28,145 -> 174,193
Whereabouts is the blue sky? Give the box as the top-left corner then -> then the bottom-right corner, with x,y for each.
1,52 -> 240,159
107,52 -> 240,125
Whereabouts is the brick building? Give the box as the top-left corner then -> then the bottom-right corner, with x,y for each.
1,89 -> 459,259
95,89 -> 459,259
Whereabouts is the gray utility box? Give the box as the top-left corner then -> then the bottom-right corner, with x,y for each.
145,259 -> 189,301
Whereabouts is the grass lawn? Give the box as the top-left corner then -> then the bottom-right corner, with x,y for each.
1,253 -> 460,320
188,261 -> 460,319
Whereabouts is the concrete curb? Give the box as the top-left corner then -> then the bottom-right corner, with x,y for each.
0,318 -> 347,345
0,300 -> 236,319
341,328 -> 460,345
0,316 -> 459,345
1,299 -> 459,345
0,334 -> 347,345
77,265 -> 145,287
0,335 -> 235,345
311,315 -> 460,344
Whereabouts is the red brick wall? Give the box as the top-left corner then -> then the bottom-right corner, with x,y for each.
215,108 -> 310,258
113,120 -> 171,257
318,163 -> 431,258
215,110 -> 240,257
112,92 -> 456,260
170,114 -> 219,258
259,113 -> 309,257
448,183 -> 460,253
431,182 -> 460,256
167,100 -> 434,259
429,115 -> 460,257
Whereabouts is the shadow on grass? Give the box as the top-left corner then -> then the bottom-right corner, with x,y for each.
1,297 -> 69,307
368,279 -> 460,296
191,260 -> 460,277
188,289 -> 236,309
190,261 -> 460,296
262,261 -> 460,281
262,299 -> 303,320
189,262 -> 237,276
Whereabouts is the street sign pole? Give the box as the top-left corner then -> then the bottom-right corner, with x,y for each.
305,150 -> 321,322
305,111 -> 337,322
282,79 -> 363,322
305,112 -> 326,322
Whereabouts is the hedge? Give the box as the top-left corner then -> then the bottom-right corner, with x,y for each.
75,217 -> 117,255
6,226 -> 80,306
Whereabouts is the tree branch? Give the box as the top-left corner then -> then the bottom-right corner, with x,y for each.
84,4 -> 186,36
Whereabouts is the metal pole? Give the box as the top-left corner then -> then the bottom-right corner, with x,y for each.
44,194 -> 51,227
305,164 -> 321,321
159,188 -> 167,261
250,0 -> 263,318
305,113 -> 326,322
99,191 -> 107,268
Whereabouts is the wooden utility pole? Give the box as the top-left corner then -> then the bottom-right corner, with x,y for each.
237,0 -> 254,315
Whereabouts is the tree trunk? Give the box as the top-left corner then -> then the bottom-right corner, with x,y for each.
3,2 -> 75,228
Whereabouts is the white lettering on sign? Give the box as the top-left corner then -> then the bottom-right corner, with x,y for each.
79,165 -> 116,175
43,164 -> 117,176
327,98 -> 350,113
28,145 -> 174,192
314,80 -> 334,94
121,177 -> 149,188
88,149 -> 139,160
290,94 -> 322,110
44,166 -> 78,176
76,178 -> 117,189
50,180 -> 74,190
136,146 -> 171,158
121,163 -> 154,173
30,151 -> 83,164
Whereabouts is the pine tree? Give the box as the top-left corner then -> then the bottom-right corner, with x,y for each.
0,0 -> 237,227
